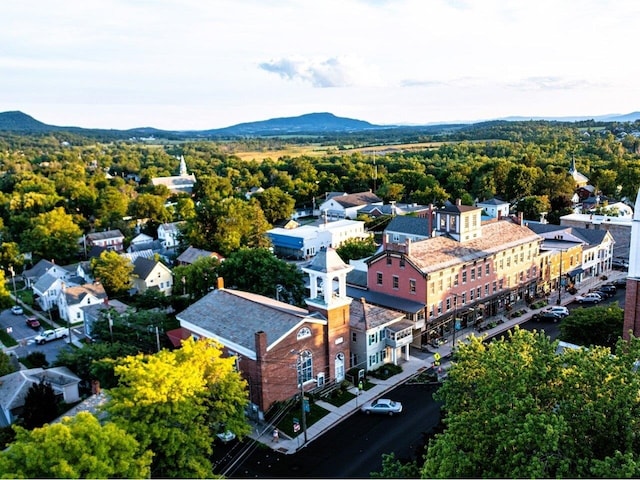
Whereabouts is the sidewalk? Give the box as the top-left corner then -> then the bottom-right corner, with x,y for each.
251,270 -> 627,455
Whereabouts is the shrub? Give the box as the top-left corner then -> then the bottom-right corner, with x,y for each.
368,363 -> 402,380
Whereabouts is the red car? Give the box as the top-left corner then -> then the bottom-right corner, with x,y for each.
25,316 -> 40,329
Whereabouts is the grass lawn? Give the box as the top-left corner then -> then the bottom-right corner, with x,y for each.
323,389 -> 356,407
276,401 -> 330,438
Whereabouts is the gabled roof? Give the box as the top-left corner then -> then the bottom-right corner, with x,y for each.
158,221 -> 185,234
440,202 -> 482,214
524,222 -> 611,247
132,257 -> 167,280
176,246 -> 223,264
330,191 -> 382,208
349,298 -> 405,331
122,249 -> 156,263
385,216 -> 431,237
176,288 -> 326,354
63,283 -> 107,305
0,367 -> 81,413
86,229 -> 124,242
82,299 -> 130,320
23,259 -> 55,280
33,272 -> 63,293
476,197 -> 509,206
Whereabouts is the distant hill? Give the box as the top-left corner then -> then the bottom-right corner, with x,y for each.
198,112 -> 386,136
0,111 -> 58,132
502,111 -> 640,123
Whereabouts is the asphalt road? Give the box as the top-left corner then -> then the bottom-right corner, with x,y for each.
216,383 -> 442,479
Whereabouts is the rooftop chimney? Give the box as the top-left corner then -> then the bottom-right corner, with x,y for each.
456,198 -> 462,206
217,277 -> 225,290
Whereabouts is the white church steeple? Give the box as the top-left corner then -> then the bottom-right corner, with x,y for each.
179,155 -> 188,176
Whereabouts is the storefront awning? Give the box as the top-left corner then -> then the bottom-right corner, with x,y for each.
568,267 -> 584,277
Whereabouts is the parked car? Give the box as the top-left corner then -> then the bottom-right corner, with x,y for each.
594,287 -> 615,298
532,310 -> 562,322
360,398 -> 403,416
10,305 -> 23,315
612,259 -> 629,270
542,306 -> 569,318
599,284 -> 617,296
25,316 -> 40,329
575,293 -> 602,304
610,278 -> 627,289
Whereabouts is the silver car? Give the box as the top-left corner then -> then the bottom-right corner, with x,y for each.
360,398 -> 403,416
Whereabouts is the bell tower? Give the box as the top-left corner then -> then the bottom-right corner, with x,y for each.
623,188 -> 640,340
302,247 -> 354,382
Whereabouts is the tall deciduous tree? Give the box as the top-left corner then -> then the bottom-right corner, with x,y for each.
559,303 -> 624,349
172,255 -> 220,300
105,337 -> 250,478
421,328 -> 640,479
219,247 -> 306,305
21,380 -> 59,430
0,412 -> 152,479
23,207 -> 82,264
253,186 -> 295,224
91,249 -> 134,296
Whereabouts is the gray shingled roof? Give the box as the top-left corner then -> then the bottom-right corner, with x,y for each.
349,298 -> 405,331
64,283 -> 107,305
176,289 -> 326,353
86,229 -> 123,241
385,216 -> 431,237
132,257 -> 158,280
332,191 -> 382,208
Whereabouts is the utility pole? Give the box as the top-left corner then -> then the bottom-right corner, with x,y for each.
292,350 -> 308,446
8,265 -> 17,305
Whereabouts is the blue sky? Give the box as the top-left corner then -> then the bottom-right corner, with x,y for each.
2,0 -> 638,130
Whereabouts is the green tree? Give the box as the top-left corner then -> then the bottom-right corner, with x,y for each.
0,412 -> 152,479
515,195 -> 551,221
172,255 -> 220,300
253,186 -> 295,224
105,337 -> 250,478
0,242 -> 23,273
20,379 -> 59,430
219,247 -> 306,305
421,328 -> 640,479
0,351 -> 17,377
23,207 -> 82,264
559,303 -> 624,349
129,192 -> 171,225
90,250 -> 134,296
371,452 -> 420,479
336,236 -> 377,262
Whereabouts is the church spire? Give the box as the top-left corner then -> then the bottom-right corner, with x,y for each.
179,155 -> 188,176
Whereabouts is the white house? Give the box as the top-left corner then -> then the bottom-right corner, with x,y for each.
58,282 -> 108,325
32,273 -> 68,311
84,229 -> 125,253
318,191 -> 383,220
0,367 -> 81,427
131,257 -> 173,296
128,233 -> 154,252
476,198 -> 510,219
267,219 -> 369,260
349,297 -> 413,372
157,222 -> 184,250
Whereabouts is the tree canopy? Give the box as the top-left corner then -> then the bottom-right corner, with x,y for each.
104,337 -> 250,478
559,303 -> 624,349
421,328 -> 640,479
0,412 -> 152,479
90,249 -> 134,296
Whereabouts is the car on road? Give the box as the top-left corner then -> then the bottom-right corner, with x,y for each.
609,278 -> 627,289
25,316 -> 40,329
575,292 -> 603,304
532,310 -> 562,322
34,327 -> 67,345
11,305 -> 23,315
594,288 -> 615,299
612,259 -> 629,270
360,398 -> 403,416
542,306 -> 569,318
598,284 -> 617,296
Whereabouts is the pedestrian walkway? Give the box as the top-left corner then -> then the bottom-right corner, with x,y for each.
249,270 -> 627,455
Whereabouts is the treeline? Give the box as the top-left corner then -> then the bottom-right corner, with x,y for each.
0,120 -> 639,269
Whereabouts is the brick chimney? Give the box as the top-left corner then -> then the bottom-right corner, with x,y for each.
456,198 -> 462,206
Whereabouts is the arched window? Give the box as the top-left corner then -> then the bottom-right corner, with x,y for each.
297,351 -> 313,384
297,327 -> 312,340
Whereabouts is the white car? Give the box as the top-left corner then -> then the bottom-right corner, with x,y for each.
360,398 -> 403,416
542,306 -> 569,318
11,305 -> 23,315
575,293 -> 602,304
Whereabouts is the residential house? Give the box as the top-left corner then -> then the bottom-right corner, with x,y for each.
127,233 -> 155,252
158,222 -> 184,250
84,229 -> 125,253
0,367 -> 81,426
266,219 -> 369,260
175,246 -> 224,266
58,282 -> 108,325
82,298 -> 130,339
349,297 -> 413,373
382,216 -> 433,248
560,212 -> 631,262
22,259 -> 59,288
358,202 -> 433,218
476,197 -> 510,220
317,191 -> 383,220
33,273 -> 67,311
177,247 -> 354,415
131,257 -> 173,296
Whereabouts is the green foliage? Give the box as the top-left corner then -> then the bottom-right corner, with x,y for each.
172,255 -> 220,300
219,247 -> 306,305
421,328 -> 640,478
371,452 -> 420,479
22,207 -> 82,264
559,303 -> 624,349
253,186 -> 296,224
0,412 -> 152,478
368,363 -> 402,379
24,351 -> 48,368
90,250 -> 135,296
0,328 -> 17,347
54,341 -> 140,389
20,380 -> 59,430
0,352 -> 17,377
335,236 -> 377,262
105,337 -> 250,478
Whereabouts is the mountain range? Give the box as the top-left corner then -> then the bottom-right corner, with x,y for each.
0,110 -> 639,138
